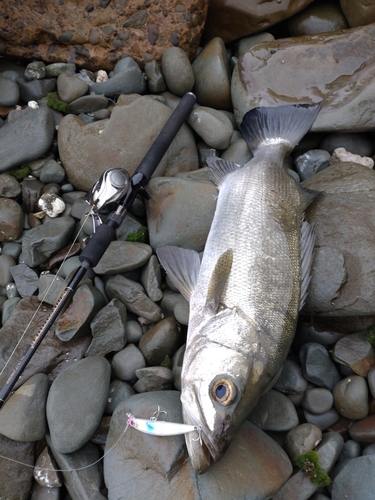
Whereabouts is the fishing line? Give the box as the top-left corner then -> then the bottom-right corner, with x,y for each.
0,211 -> 92,378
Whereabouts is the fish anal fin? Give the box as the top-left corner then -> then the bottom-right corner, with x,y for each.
156,246 -> 200,301
206,156 -> 241,187
205,249 -> 233,313
300,186 -> 320,211
300,220 -> 316,310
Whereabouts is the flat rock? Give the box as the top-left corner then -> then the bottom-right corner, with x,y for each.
93,241 -> 152,274
139,316 -> 182,365
248,390 -> 299,431
58,95 -> 198,191
0,435 -> 34,500
332,331 -> 375,376
299,342 -> 341,390
232,23 -> 375,132
332,455 -> 375,499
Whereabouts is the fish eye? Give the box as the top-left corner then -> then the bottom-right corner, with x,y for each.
211,378 -> 236,406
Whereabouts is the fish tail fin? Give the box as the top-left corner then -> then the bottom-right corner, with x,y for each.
240,103 -> 321,155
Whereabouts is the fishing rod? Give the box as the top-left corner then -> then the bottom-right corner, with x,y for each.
0,91 -> 196,409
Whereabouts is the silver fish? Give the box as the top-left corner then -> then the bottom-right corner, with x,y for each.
157,103 -> 321,474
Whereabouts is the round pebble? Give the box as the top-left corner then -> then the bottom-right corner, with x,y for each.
162,47 -> 195,97
112,343 -> 146,381
284,423 -> 322,463
333,375 -> 369,420
302,387 -> 334,415
248,390 -> 299,431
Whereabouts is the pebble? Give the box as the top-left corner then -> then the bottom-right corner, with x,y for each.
34,446 -> 62,488
93,241 -> 152,274
69,95 -> 109,114
144,60 -> 167,93
45,62 -> 76,77
331,455 -> 375,500
348,414 -> 375,442
368,365 -> 375,398
284,423 -> 323,463
140,255 -> 163,302
47,356 -> 111,453
330,147 -> 374,168
0,254 -> 16,287
304,407 -> 340,431
126,319 -> 143,344
332,375 -> 369,420
138,316 -> 182,365
9,263 -> 39,297
0,198 -> 24,241
1,296 -> 20,325
0,173 -> 21,197
362,443 -> 375,455
295,149 -> 331,180
273,358 -> 309,395
0,76 -> 19,106
161,47 -> 195,97
187,106 -> 234,149
339,439 -> 362,461
134,366 -> 173,392
25,61 -> 46,81
299,342 -> 341,390
332,331 -> 375,377
89,65 -> 146,97
111,343 -> 146,381
56,73 -> 89,103
105,379 -> 135,414
287,0 -> 348,36
302,387 -> 334,415
174,296 -> 189,325
16,76 -> 56,102
37,193 -> 66,217
248,389 -> 299,431
39,159 -> 66,184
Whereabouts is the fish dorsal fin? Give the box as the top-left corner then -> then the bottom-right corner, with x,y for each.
205,249 -> 233,313
300,220 -> 316,310
206,156 -> 241,187
300,185 -> 320,211
156,246 -> 200,301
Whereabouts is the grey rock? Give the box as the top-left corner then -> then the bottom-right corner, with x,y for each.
0,173 -> 21,197
159,290 -> 184,318
339,439 -> 362,461
0,373 -> 49,441
144,60 -> 167,93
93,108 -> 111,120
332,331 -> 375,377
284,423 -> 322,463
135,366 -> 173,391
38,273 -> 66,305
69,95 -> 109,114
1,242 -> 22,260
39,159 -> 66,184
0,198 -> 24,242
34,446 -> 62,487
140,255 -> 163,302
299,342 -> 341,390
161,47 -> 194,96
0,254 -> 16,287
45,63 -> 76,77
221,137 -> 253,166
57,73 -> 89,103
349,414 -> 375,442
89,66 -> 146,96
126,319 -> 143,344
112,343 -> 146,381
332,375 -> 369,419
47,356 -> 111,453
16,77 -> 56,102
25,61 -> 46,80
22,216 -> 75,267
295,149 -> 331,180
30,482 -> 60,499
105,379 -> 135,414
106,275 -> 163,323
55,284 -> 106,341
139,317 -> 182,365
21,175 -> 44,213
197,141 -> 219,168
6,282 -> 19,299
174,296 -> 189,325
296,321 -> 346,347
0,75 -> 19,106
320,132 -> 373,156
248,389 -> 299,431
303,407 -> 340,430
1,296 -> 20,325
187,106 -> 234,149
274,358 -> 309,395
0,107 -> 55,172
10,263 -> 39,297
368,365 -> 375,398
94,241 -> 152,274
115,213 -> 144,241
332,455 -> 375,500
0,434 -> 34,500
302,387 -> 334,415
362,443 -> 375,455
237,33 -> 275,58
86,298 -> 127,357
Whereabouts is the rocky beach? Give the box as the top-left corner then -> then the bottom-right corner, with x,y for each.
1,0 -> 375,499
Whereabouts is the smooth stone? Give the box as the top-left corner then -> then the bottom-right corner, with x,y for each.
55,284 -> 106,341
126,320 -> 143,344
0,254 -> 16,287
332,455 -> 375,500
362,443 -> 375,456
112,344 -> 146,382
333,331 -> 375,377
295,149 -> 331,180
320,132 -> 373,156
368,365 -> 375,398
105,379 -> 135,415
47,356 -> 111,453
192,37 -> 231,110
172,344 -> 185,391
138,317 -> 182,365
57,73 -> 89,103
22,216 -> 75,267
69,95 -> 109,114
237,33 -> 275,58
105,391 -> 292,499
146,174 -> 217,252
46,435 -> 107,500
274,358 -> 309,395
159,290 -> 184,318
30,482 -> 60,499
115,213 -> 145,241
16,76 -> 56,102
106,275 -> 163,323
58,94 -> 198,191
1,242 -> 22,260
299,342 -> 341,390
45,62 -> 76,77
287,0 -> 348,36
0,435 -> 34,500
10,263 -> 39,297
34,446 -> 62,487
296,320 -> 346,347
0,173 -> 21,197
333,375 -> 369,419
187,106 -> 233,149
340,0 -> 375,27
89,67 -> 146,97
140,255 -> 163,302
85,298 -> 127,357
0,76 -> 19,106
39,159 -> 66,184
93,108 -> 111,120
339,439 -> 362,461
135,366 -> 173,391
25,61 -> 46,80
232,24 -> 375,132
284,423 -> 323,463
57,256 -> 95,280
221,137 -> 253,166
304,407 -> 340,431
349,414 -> 375,442
93,241 -> 152,274
1,296 -> 21,325
248,390 -> 299,431
174,296 -> 189,325
0,198 -> 24,241
302,387 -> 334,415
144,60 -> 167,93
197,141 -> 219,168
0,373 -> 49,441
161,47 -> 194,97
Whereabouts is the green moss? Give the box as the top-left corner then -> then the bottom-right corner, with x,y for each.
8,165 -> 31,180
365,326 -> 375,347
295,450 -> 331,487
126,227 -> 148,243
46,92 -> 70,114
160,355 -> 172,370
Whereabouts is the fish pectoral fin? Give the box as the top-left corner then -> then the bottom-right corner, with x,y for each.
300,220 -> 316,310
156,246 -> 200,301
206,157 -> 241,187
205,249 -> 233,313
299,185 -> 320,211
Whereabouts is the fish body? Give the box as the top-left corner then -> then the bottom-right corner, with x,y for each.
157,103 -> 320,473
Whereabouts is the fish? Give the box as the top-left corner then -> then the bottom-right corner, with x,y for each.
156,103 -> 321,474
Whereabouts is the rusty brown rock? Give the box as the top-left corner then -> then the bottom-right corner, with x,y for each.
340,0 -> 375,28
348,414 -> 375,442
202,0 -> 315,43
0,0 -> 209,72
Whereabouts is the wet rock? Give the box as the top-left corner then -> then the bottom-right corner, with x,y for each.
58,95 -> 198,192
332,455 -> 375,500
339,439 -> 362,461
57,73 -> 89,103
304,407 -> 340,431
302,387 -> 334,415
187,106 -> 233,149
0,434 -> 34,500
47,356 -> 111,453
126,320 -> 143,344
39,159 -> 66,184
140,255 -> 163,302
69,95 -> 109,114
16,77 -> 56,102
333,375 -> 369,419
93,241 -> 152,274
34,446 -> 62,487
38,273 -> 66,305
192,37 -> 231,111
25,61 -> 46,80
161,47 -> 194,97
287,0 -> 348,36
135,366 -> 173,391
174,296 -> 189,325
232,23 -> 375,132
299,343 -> 341,390
10,263 -> 38,297
105,379 -> 135,415
284,423 -> 322,463
144,60 -> 167,93
45,62 -> 76,77
112,344 -> 146,382
85,298 -> 127,357
139,317 -> 182,365
295,149 -> 331,180
146,174 -> 217,251
348,414 -> 375,442
248,390 -> 299,431
89,65 -> 146,97
55,283 -> 106,341
274,358 -> 309,395
0,254 -> 16,287
0,198 -> 24,241
0,75 -> 19,106
332,331 -> 375,377
340,0 -> 375,27
0,173 -> 21,197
